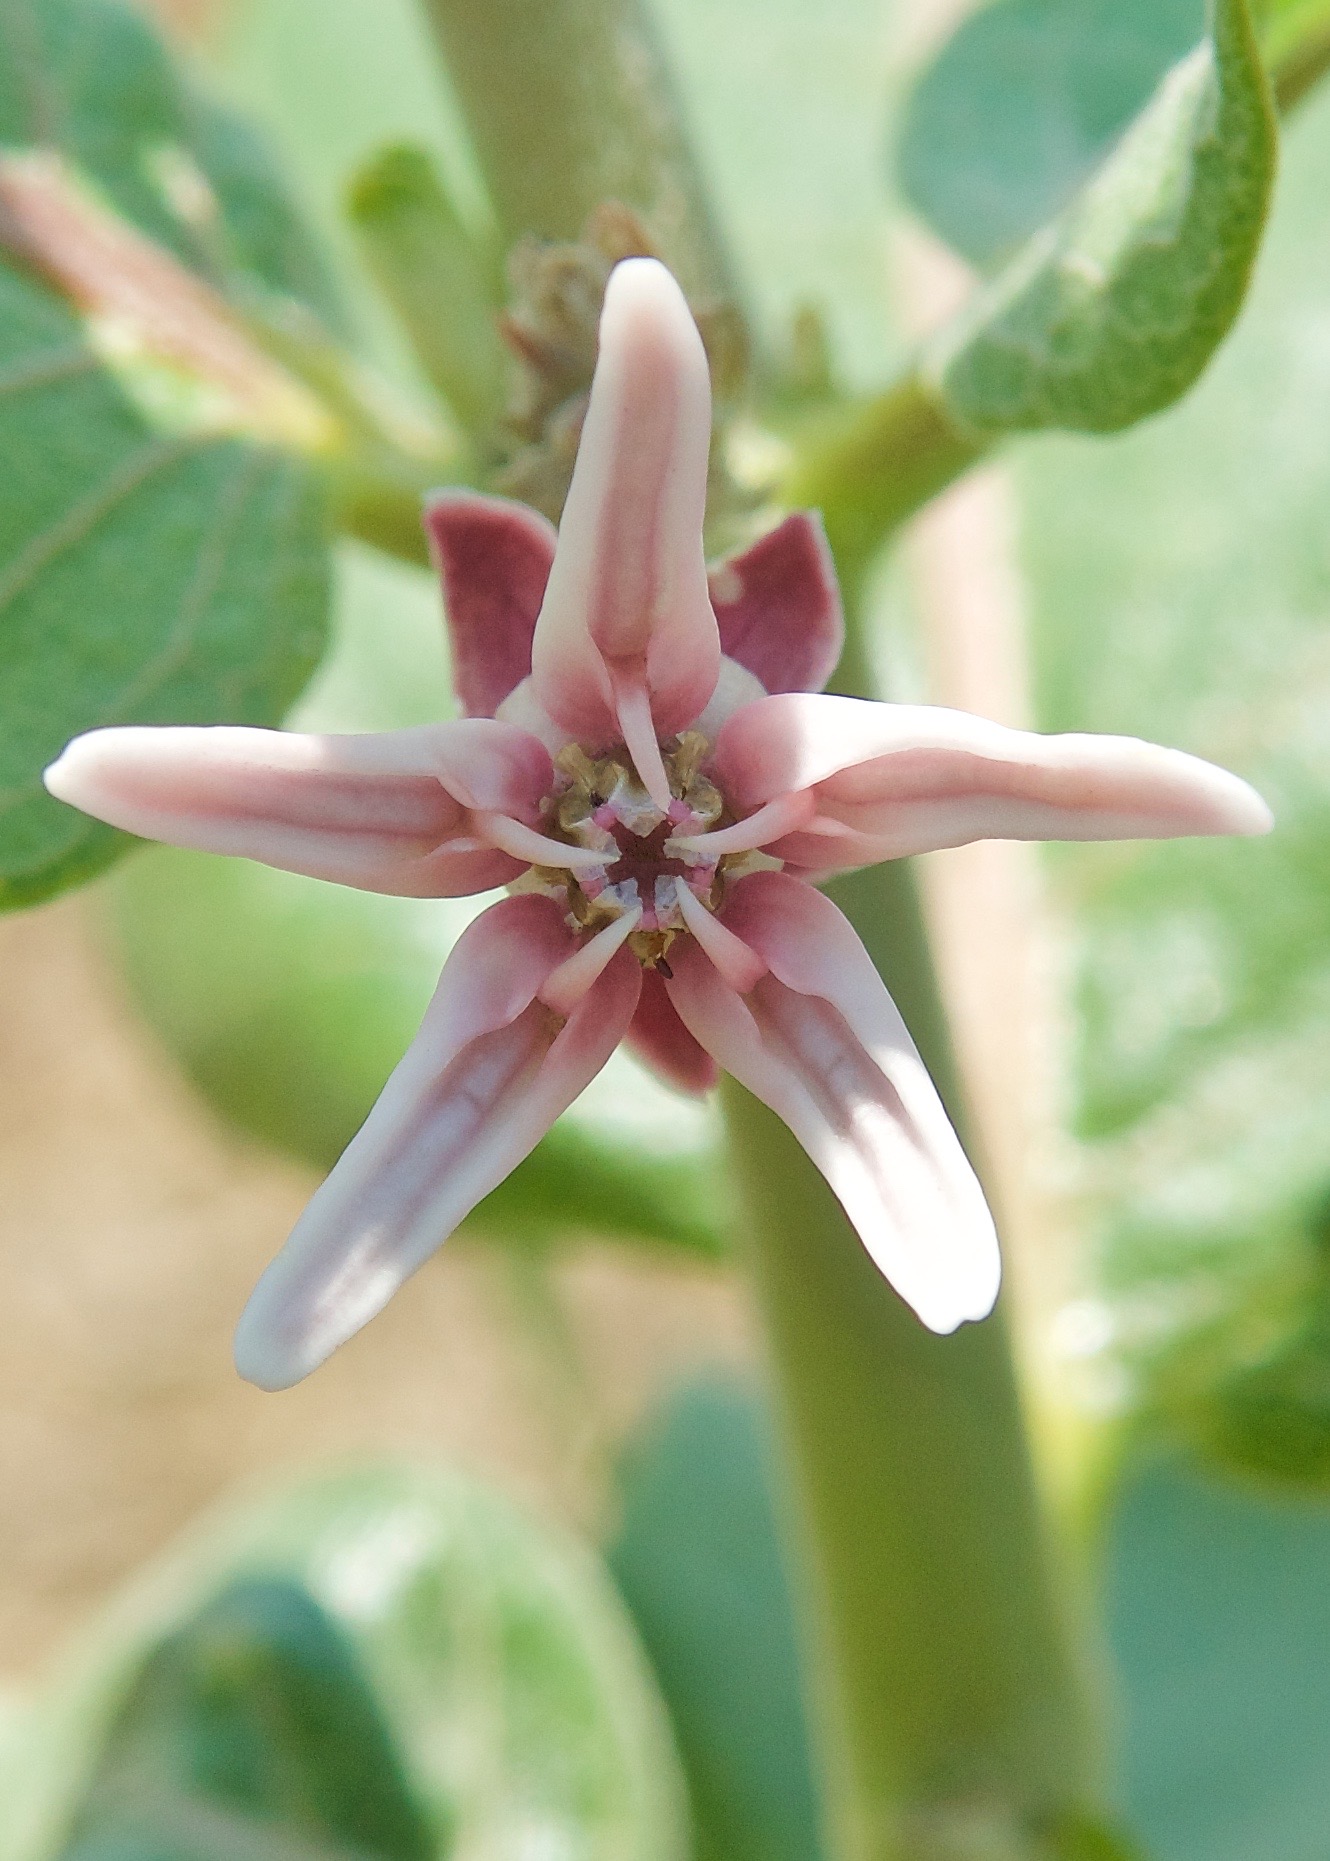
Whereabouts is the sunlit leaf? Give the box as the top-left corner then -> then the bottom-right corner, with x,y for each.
1018,84 -> 1330,1481
0,0 -> 339,908
5,1465 -> 689,1861
57,1578 -> 433,1861
0,264 -> 330,908
928,0 -> 1276,433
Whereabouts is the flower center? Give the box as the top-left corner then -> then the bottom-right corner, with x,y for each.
527,732 -> 748,970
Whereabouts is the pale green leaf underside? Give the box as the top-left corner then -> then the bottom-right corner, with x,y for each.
0,264 -> 329,907
928,0 -> 1276,433
896,0 -> 1205,271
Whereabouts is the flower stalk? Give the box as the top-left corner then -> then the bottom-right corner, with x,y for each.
415,0 -> 739,306
346,144 -> 508,438
784,372 -> 989,585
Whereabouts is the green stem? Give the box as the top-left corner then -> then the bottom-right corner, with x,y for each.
721,596 -> 1111,1861
415,0 -> 738,305
1267,17 -> 1330,108
784,370 -> 988,582
346,144 -> 508,436
326,444 -> 469,565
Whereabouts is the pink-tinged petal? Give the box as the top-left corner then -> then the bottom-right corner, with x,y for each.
690,654 -> 768,744
668,871 -> 1000,1332
424,490 -> 557,717
625,970 -> 720,1094
496,675 -> 580,757
475,812 -> 616,873
529,259 -> 719,768
234,894 -> 641,1387
672,879 -> 767,993
669,789 -> 815,859
708,512 -> 844,695
715,694 -> 1273,871
541,906 -> 643,1018
44,719 -> 553,897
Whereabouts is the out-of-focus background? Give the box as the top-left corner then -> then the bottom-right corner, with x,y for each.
6,2 -> 1330,1858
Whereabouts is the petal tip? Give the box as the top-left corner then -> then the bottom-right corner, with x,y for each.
42,730 -> 116,811
601,255 -> 696,338
233,1304 -> 308,1393
1230,781 -> 1275,837
41,746 -> 75,802
910,1251 -> 1002,1336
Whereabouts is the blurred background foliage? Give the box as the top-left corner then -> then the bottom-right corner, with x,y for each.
4,0 -> 1330,1855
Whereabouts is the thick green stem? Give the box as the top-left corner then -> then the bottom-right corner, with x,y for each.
785,370 -> 988,582
721,605 -> 1110,1861
415,0 -> 738,305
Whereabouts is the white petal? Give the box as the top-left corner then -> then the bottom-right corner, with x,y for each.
234,895 -> 641,1387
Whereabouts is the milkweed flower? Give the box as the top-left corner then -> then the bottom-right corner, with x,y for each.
45,260 -> 1272,1389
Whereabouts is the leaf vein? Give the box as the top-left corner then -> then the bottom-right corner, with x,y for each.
0,433 -> 200,621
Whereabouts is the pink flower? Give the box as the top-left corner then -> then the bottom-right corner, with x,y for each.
44,260 -> 1272,1389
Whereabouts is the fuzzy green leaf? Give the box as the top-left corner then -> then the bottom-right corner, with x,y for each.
5,1466 -> 689,1861
0,265 -> 330,908
58,1578 -> 433,1861
0,0 -> 339,909
928,0 -> 1276,433
0,0 -> 339,320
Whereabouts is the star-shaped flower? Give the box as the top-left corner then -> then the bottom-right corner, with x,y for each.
45,260 -> 1271,1389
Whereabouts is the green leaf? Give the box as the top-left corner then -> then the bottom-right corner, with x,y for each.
608,1379 -> 825,1861
897,0 -> 1205,270
0,263 -> 330,908
6,1465 -> 689,1861
105,542 -> 727,1257
59,1578 -> 433,1861
0,0 -> 340,908
1012,78 -> 1330,1482
0,0 -> 339,320
927,0 -> 1276,434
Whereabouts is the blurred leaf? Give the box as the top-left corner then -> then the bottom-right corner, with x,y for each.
0,0 -> 340,908
59,1578 -> 433,1861
927,0 -> 1276,434
0,263 -> 330,908
106,542 -> 727,1257
1107,1456 -> 1330,1861
0,0 -> 339,319
897,0 -> 1205,270
608,1378 -> 825,1861
1014,77 -> 1330,1479
6,1465 -> 689,1861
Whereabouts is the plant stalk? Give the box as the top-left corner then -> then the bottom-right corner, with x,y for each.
784,370 -> 988,585
415,0 -> 738,306
721,616 -> 1111,1861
